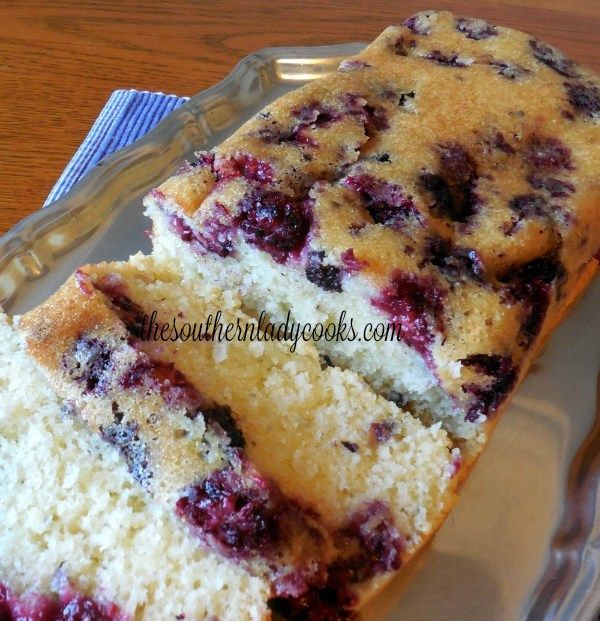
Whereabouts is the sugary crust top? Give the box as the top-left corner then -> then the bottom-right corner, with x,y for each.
152,10 -> 599,419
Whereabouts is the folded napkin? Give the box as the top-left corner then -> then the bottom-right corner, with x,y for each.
45,89 -> 188,206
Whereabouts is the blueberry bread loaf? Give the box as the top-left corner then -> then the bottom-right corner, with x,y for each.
145,10 -> 599,447
0,313 -> 271,621
18,255 -> 459,619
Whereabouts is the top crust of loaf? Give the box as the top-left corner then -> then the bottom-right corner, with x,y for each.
148,10 -> 599,422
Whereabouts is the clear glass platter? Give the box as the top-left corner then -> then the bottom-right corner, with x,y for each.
0,44 -> 598,621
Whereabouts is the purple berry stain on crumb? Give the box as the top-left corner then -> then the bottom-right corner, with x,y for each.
502,256 -> 565,347
65,336 -> 112,395
450,453 -> 463,477
370,420 -> 395,444
214,153 -> 274,184
339,59 -> 371,71
305,250 -> 343,292
0,581 -> 126,621
120,354 -> 205,412
525,135 -> 573,171
564,82 -> 600,118
341,249 -> 369,274
192,151 -> 216,169
235,190 -> 312,263
529,39 -> 579,78
343,173 -> 419,229
461,354 -> 517,422
168,211 -> 234,258
268,499 -> 403,620
419,143 -> 480,223
101,421 -> 152,489
423,236 -> 486,283
372,271 -> 445,360
456,16 -> 498,40
176,465 -> 281,559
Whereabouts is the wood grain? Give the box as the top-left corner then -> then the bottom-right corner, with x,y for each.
0,0 -> 598,234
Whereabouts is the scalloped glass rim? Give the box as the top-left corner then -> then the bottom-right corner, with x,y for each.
0,44 -> 598,620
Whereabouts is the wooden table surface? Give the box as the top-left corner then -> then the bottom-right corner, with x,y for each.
0,0 -> 598,234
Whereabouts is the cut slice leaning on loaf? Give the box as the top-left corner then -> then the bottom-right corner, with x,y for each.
145,10 -> 599,449
18,254 -> 459,619
0,312 -> 271,621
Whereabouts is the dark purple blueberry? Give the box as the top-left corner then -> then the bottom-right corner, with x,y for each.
525,136 -> 573,171
319,353 -> 334,369
528,174 -> 575,198
564,81 -> 600,118
235,190 -> 311,263
305,251 -> 343,292
176,466 -> 281,559
93,274 -> 146,338
529,39 -> 579,78
490,132 -> 516,154
202,405 -> 246,449
65,336 -> 112,395
456,16 -> 498,40
268,583 -> 356,621
419,143 -> 480,222
338,500 -> 404,576
293,102 -> 334,125
339,59 -> 372,71
372,271 -> 445,360
341,441 -> 359,453
214,153 -> 274,184
461,354 -> 517,422
425,50 -> 472,67
343,173 -> 419,228
489,60 -> 530,80
392,36 -> 416,56
370,420 -> 395,444
403,13 -> 431,35
509,193 -> 550,219
101,421 -> 152,489
341,248 -> 368,274
502,256 -> 565,347
423,236 -> 487,283
339,93 -> 389,134
398,91 -> 416,107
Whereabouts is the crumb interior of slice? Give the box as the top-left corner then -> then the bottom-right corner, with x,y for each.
94,255 -> 458,540
0,315 -> 270,621
19,261 -> 459,616
147,202 -> 485,446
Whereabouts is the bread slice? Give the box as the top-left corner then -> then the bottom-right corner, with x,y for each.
0,313 -> 271,621
144,10 -> 599,447
17,254 -> 459,618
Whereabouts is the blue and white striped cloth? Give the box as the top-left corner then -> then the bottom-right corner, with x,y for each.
45,89 -> 188,206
